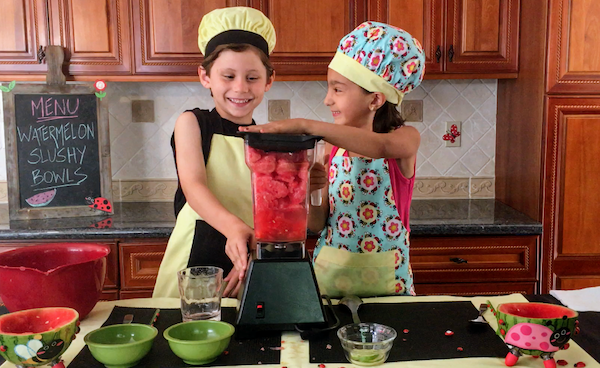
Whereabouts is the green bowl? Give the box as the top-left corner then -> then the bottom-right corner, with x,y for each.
84,323 -> 158,368
163,320 -> 234,365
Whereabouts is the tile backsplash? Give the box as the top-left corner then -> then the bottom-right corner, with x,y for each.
0,79 -> 496,201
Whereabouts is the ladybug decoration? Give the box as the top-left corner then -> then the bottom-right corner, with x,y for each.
90,217 -> 113,229
85,197 -> 112,213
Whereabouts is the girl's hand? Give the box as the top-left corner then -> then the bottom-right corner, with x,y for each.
222,266 -> 244,298
224,223 -> 255,280
239,118 -> 309,134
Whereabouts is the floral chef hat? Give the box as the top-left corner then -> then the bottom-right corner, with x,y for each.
329,21 -> 425,105
198,7 -> 276,57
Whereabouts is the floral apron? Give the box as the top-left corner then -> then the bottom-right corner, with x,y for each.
312,153 -> 415,298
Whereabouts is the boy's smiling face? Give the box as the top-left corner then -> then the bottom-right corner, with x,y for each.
200,49 -> 273,124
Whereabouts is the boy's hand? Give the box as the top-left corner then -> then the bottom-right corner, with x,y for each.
310,160 -> 328,192
224,223 -> 255,280
222,266 -> 244,298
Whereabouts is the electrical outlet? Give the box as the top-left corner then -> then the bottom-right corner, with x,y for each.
268,99 -> 290,121
444,121 -> 462,147
401,100 -> 423,122
131,100 -> 155,123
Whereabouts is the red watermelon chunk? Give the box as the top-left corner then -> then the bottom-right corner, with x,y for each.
248,148 -> 312,242
246,146 -> 263,163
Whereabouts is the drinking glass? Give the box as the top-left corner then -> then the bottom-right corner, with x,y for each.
177,266 -> 223,321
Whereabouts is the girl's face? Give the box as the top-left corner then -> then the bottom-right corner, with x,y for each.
324,69 -> 376,129
200,49 -> 274,124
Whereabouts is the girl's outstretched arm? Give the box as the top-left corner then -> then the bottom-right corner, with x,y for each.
175,111 -> 253,282
239,118 -> 420,160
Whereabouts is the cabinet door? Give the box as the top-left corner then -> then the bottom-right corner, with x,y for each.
542,97 -> 600,292
546,0 -> 600,94
369,0 -> 444,74
0,0 -> 49,75
119,239 -> 166,293
445,0 -> 519,74
49,0 -> 132,76
132,0 -> 248,75
410,235 -> 537,284
265,0 -> 365,76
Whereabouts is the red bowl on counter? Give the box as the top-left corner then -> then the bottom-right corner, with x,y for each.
0,243 -> 110,319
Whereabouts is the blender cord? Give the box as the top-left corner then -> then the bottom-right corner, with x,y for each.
295,295 -> 341,340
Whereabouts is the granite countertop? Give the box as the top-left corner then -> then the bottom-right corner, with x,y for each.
0,199 -> 541,241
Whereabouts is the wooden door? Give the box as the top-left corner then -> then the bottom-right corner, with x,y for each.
547,0 -> 600,94
445,0 -> 519,74
48,0 -> 132,76
369,0 -> 444,74
264,0 -> 366,77
542,97 -> 600,292
0,0 -> 49,75
132,0 -> 249,76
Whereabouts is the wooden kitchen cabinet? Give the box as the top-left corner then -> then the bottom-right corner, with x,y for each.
541,98 -> 600,292
370,0 -> 520,78
131,0 -> 362,78
131,0 -> 239,76
119,238 -> 167,299
265,0 -> 364,77
410,235 -> 538,294
0,0 -> 49,75
0,0 -> 132,77
497,0 -> 600,292
48,0 -> 132,76
546,0 -> 600,94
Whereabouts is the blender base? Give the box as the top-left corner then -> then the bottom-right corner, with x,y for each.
235,258 -> 327,339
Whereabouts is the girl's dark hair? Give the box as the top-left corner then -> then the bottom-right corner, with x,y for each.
360,86 -> 406,132
202,43 -> 274,79
373,101 -> 406,133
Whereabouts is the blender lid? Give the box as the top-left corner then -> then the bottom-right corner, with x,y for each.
239,132 -> 322,152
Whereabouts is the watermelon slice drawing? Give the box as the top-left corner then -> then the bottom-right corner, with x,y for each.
25,189 -> 57,207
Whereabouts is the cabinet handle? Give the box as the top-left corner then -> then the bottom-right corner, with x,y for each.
435,45 -> 442,63
450,257 -> 467,264
448,45 -> 454,62
37,46 -> 46,64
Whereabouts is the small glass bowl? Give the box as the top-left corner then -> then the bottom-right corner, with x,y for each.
337,323 -> 397,366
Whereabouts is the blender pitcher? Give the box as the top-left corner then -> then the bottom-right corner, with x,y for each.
236,133 -> 327,339
243,133 -> 320,259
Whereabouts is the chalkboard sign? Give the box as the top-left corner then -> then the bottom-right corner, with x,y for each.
3,83 -> 112,220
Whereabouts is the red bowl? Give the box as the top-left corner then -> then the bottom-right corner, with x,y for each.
0,243 -> 109,319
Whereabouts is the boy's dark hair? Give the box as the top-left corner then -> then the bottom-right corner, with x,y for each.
202,43 -> 274,78
361,87 -> 406,132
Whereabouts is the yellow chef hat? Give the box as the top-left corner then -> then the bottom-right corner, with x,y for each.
198,7 -> 276,57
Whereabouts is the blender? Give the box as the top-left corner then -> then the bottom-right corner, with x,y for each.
235,133 -> 329,339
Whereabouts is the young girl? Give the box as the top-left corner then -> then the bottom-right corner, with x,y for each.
153,7 -> 276,298
240,22 -> 425,297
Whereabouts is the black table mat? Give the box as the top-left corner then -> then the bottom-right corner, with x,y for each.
309,301 -> 509,363
526,294 -> 600,364
69,307 -> 280,367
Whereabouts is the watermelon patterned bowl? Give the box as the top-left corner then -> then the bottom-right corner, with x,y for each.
0,307 -> 79,368
489,301 -> 579,368
0,243 -> 110,319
